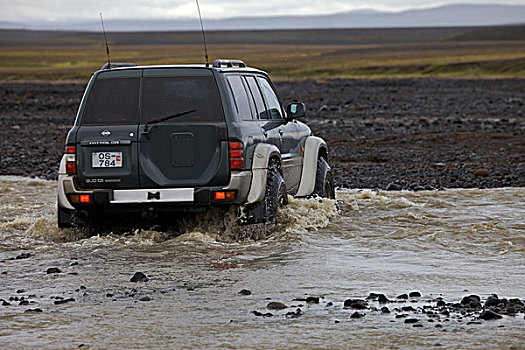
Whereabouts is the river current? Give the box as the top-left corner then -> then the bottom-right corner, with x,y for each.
0,176 -> 523,349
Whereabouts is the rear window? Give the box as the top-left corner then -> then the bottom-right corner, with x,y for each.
81,77 -> 140,125
141,76 -> 224,124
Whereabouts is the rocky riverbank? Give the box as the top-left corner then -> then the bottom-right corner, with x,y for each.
1,78 -> 524,189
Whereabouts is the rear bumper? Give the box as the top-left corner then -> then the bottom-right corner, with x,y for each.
58,171 -> 253,210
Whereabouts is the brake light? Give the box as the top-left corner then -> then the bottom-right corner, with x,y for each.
229,141 -> 244,170
65,145 -> 76,175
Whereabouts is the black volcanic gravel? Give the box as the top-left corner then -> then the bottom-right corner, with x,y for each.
1,78 -> 524,190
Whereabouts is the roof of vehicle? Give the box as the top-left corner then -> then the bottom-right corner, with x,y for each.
96,60 -> 267,75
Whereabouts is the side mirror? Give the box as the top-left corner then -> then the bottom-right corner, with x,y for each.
286,103 -> 306,120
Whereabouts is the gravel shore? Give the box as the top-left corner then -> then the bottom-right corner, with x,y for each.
1,78 -> 524,189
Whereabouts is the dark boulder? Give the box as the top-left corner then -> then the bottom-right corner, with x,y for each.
130,272 -> 149,283
480,310 -> 502,320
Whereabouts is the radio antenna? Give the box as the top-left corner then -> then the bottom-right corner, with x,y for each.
195,0 -> 209,67
100,12 -> 111,69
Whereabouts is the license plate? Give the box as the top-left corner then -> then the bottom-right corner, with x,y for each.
92,152 -> 122,168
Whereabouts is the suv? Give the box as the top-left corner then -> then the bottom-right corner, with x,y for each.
57,59 -> 334,228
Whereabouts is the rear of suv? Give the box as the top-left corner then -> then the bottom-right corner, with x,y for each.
57,59 -> 334,228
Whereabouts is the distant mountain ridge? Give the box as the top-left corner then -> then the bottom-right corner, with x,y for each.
2,4 -> 525,31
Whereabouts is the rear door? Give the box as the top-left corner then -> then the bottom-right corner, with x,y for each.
138,69 -> 230,188
76,70 -> 141,189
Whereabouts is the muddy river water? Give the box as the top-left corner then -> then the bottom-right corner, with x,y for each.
0,176 -> 523,349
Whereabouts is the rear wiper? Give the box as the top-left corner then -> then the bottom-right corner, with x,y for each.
143,109 -> 196,132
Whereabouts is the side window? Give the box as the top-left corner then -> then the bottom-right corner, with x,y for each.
244,76 -> 268,119
256,77 -> 283,120
226,75 -> 254,120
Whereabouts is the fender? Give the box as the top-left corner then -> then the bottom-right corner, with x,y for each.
246,143 -> 281,204
57,155 -> 75,210
296,136 -> 327,197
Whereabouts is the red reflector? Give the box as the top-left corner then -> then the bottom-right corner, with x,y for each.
66,161 -> 76,175
65,146 -> 76,154
213,192 -> 226,200
230,159 -> 244,169
79,195 -> 91,204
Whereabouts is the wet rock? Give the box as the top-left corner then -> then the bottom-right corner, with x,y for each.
409,291 -> 421,298
54,298 -> 75,305
366,293 -> 379,300
106,293 -> 114,298
267,302 -> 287,310
467,321 -> 482,325
238,289 -> 252,296
381,306 -> 391,314
397,294 -> 409,299
378,294 -> 389,304
306,296 -> 320,304
413,323 -> 423,327
286,308 -> 302,318
350,312 -> 364,319
139,296 -> 151,302
404,318 -> 419,324
46,267 -> 61,274
480,310 -> 502,320
396,314 -> 408,319
402,306 -> 416,312
252,310 -> 263,316
344,299 -> 367,309
461,295 -> 481,305
16,289 -> 25,293
19,300 -> 29,305
130,272 -> 149,283
485,295 -> 500,307
25,308 -> 43,313
70,262 -> 79,266
15,253 -> 31,259
436,300 -> 446,307
2,300 -> 11,306
326,302 -> 333,307
473,169 -> 490,177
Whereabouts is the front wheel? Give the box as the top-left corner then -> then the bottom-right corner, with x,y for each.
313,157 -> 335,199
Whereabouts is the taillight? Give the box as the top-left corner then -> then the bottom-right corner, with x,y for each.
229,141 -> 244,170
212,191 -> 236,201
69,194 -> 92,204
65,145 -> 76,175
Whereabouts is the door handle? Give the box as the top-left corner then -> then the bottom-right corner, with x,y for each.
279,129 -> 284,135
264,131 -> 268,137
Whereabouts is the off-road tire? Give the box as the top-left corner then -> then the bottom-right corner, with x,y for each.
313,157 -> 335,199
264,168 -> 288,225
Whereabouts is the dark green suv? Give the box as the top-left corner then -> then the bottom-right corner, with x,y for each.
57,59 -> 334,228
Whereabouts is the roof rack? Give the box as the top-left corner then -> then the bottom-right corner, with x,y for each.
212,59 -> 246,68
101,62 -> 137,70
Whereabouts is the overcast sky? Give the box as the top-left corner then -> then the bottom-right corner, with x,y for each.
4,0 -> 525,22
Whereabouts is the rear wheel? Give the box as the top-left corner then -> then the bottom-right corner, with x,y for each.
264,168 -> 288,225
313,157 -> 335,199
238,167 -> 288,225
